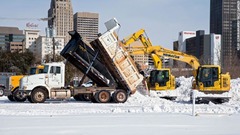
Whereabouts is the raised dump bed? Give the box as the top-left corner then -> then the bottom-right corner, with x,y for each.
90,18 -> 143,94
60,31 -> 116,87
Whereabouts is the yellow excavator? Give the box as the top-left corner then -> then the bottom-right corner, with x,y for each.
122,29 -> 231,103
121,29 -> 177,99
121,29 -> 176,91
6,65 -> 44,102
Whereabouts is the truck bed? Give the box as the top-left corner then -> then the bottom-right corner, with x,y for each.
61,19 -> 143,95
90,28 -> 143,94
60,31 -> 116,87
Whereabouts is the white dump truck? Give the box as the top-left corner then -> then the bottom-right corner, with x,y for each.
18,18 -> 143,103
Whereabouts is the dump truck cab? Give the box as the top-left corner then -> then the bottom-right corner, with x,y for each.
20,62 -> 65,95
5,65 -> 44,102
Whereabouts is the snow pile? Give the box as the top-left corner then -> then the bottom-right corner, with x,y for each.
126,76 -> 240,114
175,76 -> 193,101
229,78 -> 240,102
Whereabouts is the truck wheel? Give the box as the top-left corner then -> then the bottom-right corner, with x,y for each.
13,88 -> 27,102
7,95 -> 15,101
94,90 -> 111,103
31,88 -> 47,103
112,90 -> 128,103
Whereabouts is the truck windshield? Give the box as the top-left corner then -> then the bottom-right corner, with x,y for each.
43,65 -> 49,73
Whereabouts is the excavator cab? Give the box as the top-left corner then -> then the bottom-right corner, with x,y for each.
196,67 -> 218,87
148,69 -> 175,90
195,65 -> 230,93
149,70 -> 169,87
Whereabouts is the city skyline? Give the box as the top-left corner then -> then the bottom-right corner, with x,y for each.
0,0 -> 210,49
48,0 -> 73,44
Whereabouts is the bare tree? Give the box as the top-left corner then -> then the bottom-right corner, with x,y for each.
222,50 -> 240,79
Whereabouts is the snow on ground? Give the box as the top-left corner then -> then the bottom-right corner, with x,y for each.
1,113 -> 240,135
0,77 -> 240,135
0,77 -> 239,116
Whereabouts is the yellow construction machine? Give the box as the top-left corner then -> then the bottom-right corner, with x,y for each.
122,29 -> 231,103
121,29 -> 176,91
6,65 -> 44,102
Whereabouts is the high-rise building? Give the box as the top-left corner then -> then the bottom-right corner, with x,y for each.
174,31 -> 196,68
36,36 -> 65,62
178,31 -> 196,52
48,0 -> 73,44
74,12 -> 99,42
173,30 -> 221,66
185,31 -> 221,65
210,0 -> 240,66
24,29 -> 40,53
185,30 -> 205,59
0,26 -> 24,52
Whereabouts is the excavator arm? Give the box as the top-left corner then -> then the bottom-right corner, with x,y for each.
122,29 -> 200,70
122,29 -> 153,48
127,45 -> 200,70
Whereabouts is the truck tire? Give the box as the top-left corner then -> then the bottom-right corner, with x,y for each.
112,90 -> 128,103
7,95 -> 15,101
13,88 -> 27,102
94,90 -> 111,103
31,88 -> 47,103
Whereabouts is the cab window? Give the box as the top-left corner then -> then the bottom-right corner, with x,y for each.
50,66 -> 61,74
43,65 -> 49,73
29,68 -> 37,75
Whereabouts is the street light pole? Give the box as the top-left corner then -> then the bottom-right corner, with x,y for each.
52,35 -> 55,62
52,14 -> 56,62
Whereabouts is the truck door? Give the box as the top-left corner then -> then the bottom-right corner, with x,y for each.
48,66 -> 62,87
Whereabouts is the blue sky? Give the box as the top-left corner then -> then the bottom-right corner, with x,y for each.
0,0 -> 210,49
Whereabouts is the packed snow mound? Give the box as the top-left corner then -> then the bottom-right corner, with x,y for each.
126,76 -> 240,114
175,76 -> 193,101
229,78 -> 240,101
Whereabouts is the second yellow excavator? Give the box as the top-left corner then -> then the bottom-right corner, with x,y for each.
121,29 -> 231,103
